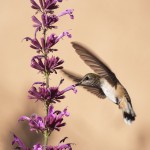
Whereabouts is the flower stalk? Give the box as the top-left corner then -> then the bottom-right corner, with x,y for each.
43,130 -> 49,150
12,0 -> 76,149
44,66 -> 50,149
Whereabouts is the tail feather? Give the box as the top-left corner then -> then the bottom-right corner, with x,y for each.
122,101 -> 136,125
123,111 -> 136,125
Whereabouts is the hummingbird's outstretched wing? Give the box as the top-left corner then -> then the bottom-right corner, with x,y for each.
62,70 -> 106,99
71,42 -> 118,86
62,70 -> 82,83
83,86 -> 106,99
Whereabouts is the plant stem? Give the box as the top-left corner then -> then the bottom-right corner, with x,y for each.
43,26 -> 49,149
46,73 -> 49,88
43,73 -> 50,150
43,130 -> 49,150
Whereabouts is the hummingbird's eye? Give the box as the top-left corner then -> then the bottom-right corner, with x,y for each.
85,76 -> 90,80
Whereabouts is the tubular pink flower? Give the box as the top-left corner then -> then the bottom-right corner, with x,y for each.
12,133 -> 29,150
31,55 -> 64,74
30,0 -> 63,13
28,81 -> 77,103
24,31 -> 72,53
18,106 -> 70,132
41,13 -> 59,29
19,114 -> 45,132
58,9 -> 74,19
12,134 -> 73,150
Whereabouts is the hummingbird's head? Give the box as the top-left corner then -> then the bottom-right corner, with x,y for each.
75,73 -> 99,87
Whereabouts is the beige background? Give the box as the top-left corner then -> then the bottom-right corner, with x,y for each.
0,0 -> 150,149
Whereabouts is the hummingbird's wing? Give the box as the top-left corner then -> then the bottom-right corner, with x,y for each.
83,86 -> 106,99
62,70 -> 82,83
62,70 -> 106,99
71,42 -> 118,86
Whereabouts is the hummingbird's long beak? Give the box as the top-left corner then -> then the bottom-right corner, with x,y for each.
75,82 -> 82,86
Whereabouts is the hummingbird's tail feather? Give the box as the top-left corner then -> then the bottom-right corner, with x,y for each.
121,100 -> 136,125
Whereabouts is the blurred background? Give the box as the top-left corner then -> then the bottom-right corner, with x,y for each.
0,0 -> 150,149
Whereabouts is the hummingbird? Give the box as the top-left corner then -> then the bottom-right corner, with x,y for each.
63,42 -> 136,124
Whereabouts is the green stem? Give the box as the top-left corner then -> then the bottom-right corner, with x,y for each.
43,25 -> 49,149
43,129 -> 53,149
46,73 -> 49,88
43,131 -> 49,150
43,73 -> 50,150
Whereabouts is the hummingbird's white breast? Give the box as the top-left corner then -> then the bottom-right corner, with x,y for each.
100,79 -> 117,104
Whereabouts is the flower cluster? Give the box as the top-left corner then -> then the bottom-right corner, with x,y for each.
28,81 -> 77,103
12,0 -> 76,149
12,134 -> 73,150
19,105 -> 70,132
31,55 -> 64,74
31,0 -> 63,13
25,31 -> 72,53
32,9 -> 73,32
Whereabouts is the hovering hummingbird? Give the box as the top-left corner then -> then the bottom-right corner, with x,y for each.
63,42 -> 136,124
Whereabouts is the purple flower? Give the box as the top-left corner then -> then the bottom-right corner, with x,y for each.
44,105 -> 69,131
43,31 -> 72,52
42,13 -> 59,29
47,143 -> 72,150
31,55 -> 64,74
28,82 -> 64,103
32,16 -> 42,37
19,114 -> 45,132
30,0 -> 63,13
56,31 -> 72,40
32,14 -> 59,36
43,0 -> 62,13
33,142 -> 73,150
58,9 -> 74,19
12,133 -> 29,150
30,0 -> 41,11
33,137 -> 73,150
24,31 -> 71,53
28,81 -> 77,103
46,137 -> 73,150
12,134 -> 73,150
24,37 -> 42,53
19,105 -> 70,132
32,9 -> 74,36
34,138 -> 74,150
33,144 -> 43,150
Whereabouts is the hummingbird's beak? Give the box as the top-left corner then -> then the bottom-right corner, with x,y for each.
75,82 -> 82,86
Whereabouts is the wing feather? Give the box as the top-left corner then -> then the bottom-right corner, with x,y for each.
62,70 -> 82,83
62,70 -> 106,99
71,42 -> 118,86
83,86 -> 106,99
